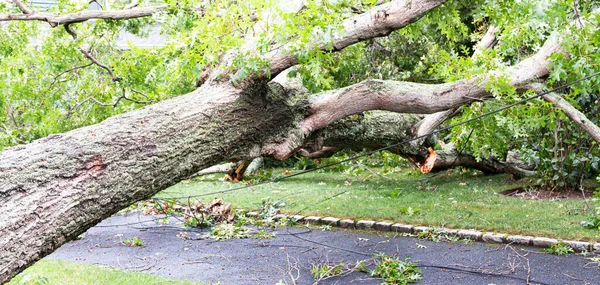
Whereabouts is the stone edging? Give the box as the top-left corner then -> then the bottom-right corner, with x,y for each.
245,212 -> 600,254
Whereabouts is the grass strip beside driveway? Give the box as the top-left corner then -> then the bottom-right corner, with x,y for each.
157,169 -> 600,242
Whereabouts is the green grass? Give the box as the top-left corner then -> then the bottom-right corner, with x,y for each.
9,259 -> 204,285
157,168 -> 600,241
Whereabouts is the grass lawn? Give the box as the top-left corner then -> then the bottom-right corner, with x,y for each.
9,259 -> 204,285
157,168 -> 600,242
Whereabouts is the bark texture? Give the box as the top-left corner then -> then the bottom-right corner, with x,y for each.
0,82 -> 304,283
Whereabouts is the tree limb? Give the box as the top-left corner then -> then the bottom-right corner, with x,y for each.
64,24 -> 119,82
0,5 -> 166,26
266,0 -> 449,77
302,33 -> 562,132
414,25 -> 500,137
12,0 -> 33,14
264,29 -> 563,159
538,90 -> 600,144
472,25 -> 499,57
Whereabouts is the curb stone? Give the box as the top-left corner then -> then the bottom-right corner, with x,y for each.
532,237 -> 558,248
593,243 -> 600,254
304,216 -> 321,225
482,232 -> 506,243
356,220 -> 375,230
273,214 -> 287,221
413,226 -> 433,235
339,219 -> 355,229
321,217 -> 340,226
291,215 -> 305,222
374,222 -> 393,231
562,240 -> 590,252
245,213 -> 593,253
457,230 -> 483,241
506,235 -> 534,246
439,228 -> 459,235
391,223 -> 413,234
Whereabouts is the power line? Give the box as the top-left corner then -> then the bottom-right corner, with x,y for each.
158,71 -> 600,201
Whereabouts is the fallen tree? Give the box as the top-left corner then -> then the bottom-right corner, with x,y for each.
1,0 -> 599,282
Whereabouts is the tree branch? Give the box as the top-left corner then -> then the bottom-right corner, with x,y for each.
0,5 -> 166,26
472,25 -> 499,57
301,34 -> 562,133
415,25 -> 500,137
12,0 -> 33,14
264,29 -> 564,159
64,24 -> 120,82
524,84 -> 600,144
266,0 -> 448,77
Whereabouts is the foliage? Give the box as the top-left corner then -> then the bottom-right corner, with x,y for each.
260,198 -> 285,220
319,225 -> 332,231
581,175 -> 600,230
416,229 -> 461,243
1,0 -> 599,188
370,254 -> 422,285
310,262 -> 344,280
441,1 -> 600,190
252,229 -> 276,239
398,207 -> 420,217
208,223 -> 250,240
541,242 -> 574,256
122,237 -> 145,246
580,215 -> 600,230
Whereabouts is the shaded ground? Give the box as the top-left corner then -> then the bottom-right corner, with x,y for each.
500,186 -> 595,200
48,213 -> 600,285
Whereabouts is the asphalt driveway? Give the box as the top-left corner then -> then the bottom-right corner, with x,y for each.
47,213 -> 600,285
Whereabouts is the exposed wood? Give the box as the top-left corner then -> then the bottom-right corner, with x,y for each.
225,160 -> 250,182
194,162 -> 237,177
297,146 -> 338,159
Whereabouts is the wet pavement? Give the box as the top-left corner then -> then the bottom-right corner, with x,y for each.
47,213 -> 600,285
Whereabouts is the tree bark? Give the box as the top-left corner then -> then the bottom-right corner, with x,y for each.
0,81 -> 304,282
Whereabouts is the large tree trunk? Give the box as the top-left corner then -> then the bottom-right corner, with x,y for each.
0,81 -> 304,282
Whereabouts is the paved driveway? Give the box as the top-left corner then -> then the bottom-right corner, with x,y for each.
48,213 -> 600,285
